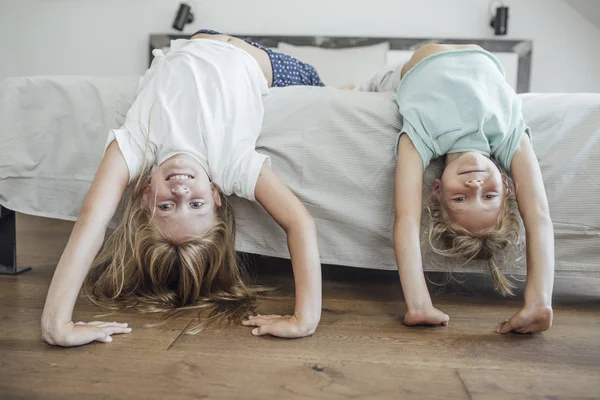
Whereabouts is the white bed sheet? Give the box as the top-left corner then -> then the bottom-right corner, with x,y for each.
1,76 -> 599,278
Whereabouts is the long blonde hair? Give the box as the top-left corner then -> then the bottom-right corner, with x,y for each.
425,174 -> 523,296
84,169 -> 262,332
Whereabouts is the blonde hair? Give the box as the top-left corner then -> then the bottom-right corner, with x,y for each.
425,174 -> 523,296
84,169 -> 263,332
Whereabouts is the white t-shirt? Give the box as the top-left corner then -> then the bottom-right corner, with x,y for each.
105,38 -> 270,201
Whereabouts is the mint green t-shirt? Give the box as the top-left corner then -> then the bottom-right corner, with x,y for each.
394,49 -> 530,171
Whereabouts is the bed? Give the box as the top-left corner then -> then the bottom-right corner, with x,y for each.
1,35 -> 599,279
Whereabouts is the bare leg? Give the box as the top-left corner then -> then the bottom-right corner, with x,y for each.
355,63 -> 404,92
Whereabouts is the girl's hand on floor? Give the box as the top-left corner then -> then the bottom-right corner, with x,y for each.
496,305 -> 553,334
243,314 -> 316,339
42,321 -> 132,347
404,306 -> 450,327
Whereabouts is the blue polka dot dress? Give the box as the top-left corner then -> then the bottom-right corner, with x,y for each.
192,30 -> 325,87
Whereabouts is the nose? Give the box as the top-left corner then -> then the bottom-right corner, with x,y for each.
465,180 -> 484,188
171,185 -> 190,196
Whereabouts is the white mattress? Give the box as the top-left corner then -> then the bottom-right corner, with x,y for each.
1,76 -> 599,278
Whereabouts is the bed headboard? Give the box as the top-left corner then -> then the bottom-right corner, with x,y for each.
150,34 -> 532,93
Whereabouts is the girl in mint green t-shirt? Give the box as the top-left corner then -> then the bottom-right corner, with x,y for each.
392,44 -> 553,335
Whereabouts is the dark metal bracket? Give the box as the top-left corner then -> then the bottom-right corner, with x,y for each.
0,207 -> 31,275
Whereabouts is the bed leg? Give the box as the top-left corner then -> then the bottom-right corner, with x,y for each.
0,207 -> 31,275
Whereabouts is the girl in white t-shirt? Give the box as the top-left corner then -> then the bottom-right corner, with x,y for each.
41,34 -> 323,347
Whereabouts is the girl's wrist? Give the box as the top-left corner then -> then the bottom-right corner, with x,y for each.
524,290 -> 552,308
41,306 -> 72,331
293,308 -> 320,329
405,294 -> 434,312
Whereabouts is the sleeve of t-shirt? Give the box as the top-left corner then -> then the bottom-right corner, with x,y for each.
492,123 -> 532,172
212,145 -> 270,201
393,91 -> 435,168
395,126 -> 434,169
239,150 -> 271,201
103,126 -> 148,183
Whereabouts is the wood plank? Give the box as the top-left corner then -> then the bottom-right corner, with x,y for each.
0,262 -> 192,352
167,297 -> 600,374
1,350 -> 470,400
16,213 -> 74,267
3,214 -> 598,399
0,306 -> 193,353
458,368 -> 600,400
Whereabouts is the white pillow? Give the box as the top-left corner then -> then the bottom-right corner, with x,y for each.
385,49 -> 414,69
276,41 -> 390,88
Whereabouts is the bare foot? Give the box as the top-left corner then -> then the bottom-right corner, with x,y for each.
340,82 -> 356,90
404,307 -> 449,326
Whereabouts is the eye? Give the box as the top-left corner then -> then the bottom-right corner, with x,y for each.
484,194 -> 498,200
158,204 -> 174,211
190,201 -> 204,209
453,197 -> 466,202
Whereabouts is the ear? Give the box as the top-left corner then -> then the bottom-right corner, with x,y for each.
431,179 -> 441,197
141,182 -> 151,206
211,182 -> 222,207
501,174 -> 512,195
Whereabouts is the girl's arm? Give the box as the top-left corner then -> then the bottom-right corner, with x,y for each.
394,135 -> 449,326
41,141 -> 132,346
498,135 -> 554,334
242,164 -> 321,338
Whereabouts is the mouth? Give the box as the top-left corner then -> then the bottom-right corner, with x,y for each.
166,173 -> 194,181
459,170 -> 486,175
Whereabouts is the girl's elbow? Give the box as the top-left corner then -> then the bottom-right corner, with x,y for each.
287,212 -> 316,235
526,208 -> 553,226
300,213 -> 317,234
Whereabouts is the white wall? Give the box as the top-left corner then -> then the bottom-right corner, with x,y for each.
564,0 -> 600,29
1,0 -> 599,92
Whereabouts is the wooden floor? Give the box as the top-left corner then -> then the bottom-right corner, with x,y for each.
1,214 -> 599,400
